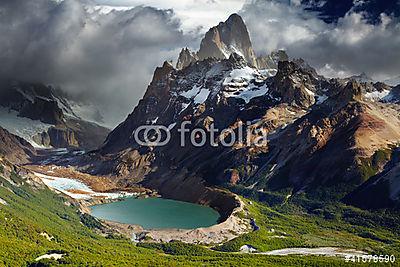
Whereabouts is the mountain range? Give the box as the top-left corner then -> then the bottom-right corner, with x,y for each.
50,13 -> 400,210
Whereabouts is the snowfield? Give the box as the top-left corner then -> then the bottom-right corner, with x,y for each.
34,172 -> 136,200
365,90 -> 391,101
223,67 -> 271,103
179,85 -> 211,105
0,107 -> 52,148
35,253 -> 64,261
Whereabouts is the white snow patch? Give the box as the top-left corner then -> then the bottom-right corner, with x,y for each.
223,67 -> 257,87
39,232 -> 54,241
35,253 -> 64,261
0,107 -> 52,148
194,88 -> 210,104
180,85 -> 201,99
365,90 -> 391,101
34,172 -> 135,200
179,103 -> 190,114
240,245 -> 257,253
260,69 -> 278,77
316,94 -> 328,104
0,198 -> 8,205
224,84 -> 269,104
304,87 -> 315,97
223,67 -> 270,103
180,85 -> 210,105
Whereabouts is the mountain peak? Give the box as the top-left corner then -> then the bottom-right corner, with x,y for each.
197,13 -> 257,67
151,61 -> 174,83
176,48 -> 198,70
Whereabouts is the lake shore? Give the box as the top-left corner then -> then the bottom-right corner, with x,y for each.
97,195 -> 251,244
29,164 -> 251,244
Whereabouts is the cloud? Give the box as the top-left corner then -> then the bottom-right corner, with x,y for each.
0,0 -> 198,127
240,0 -> 400,80
2,0 -> 400,128
91,0 -> 246,32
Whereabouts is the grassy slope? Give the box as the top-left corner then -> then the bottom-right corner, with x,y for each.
0,170 -> 398,266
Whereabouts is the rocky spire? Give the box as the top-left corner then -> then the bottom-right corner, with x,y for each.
196,14 -> 257,67
176,48 -> 199,70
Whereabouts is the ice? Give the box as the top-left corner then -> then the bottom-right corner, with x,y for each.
35,172 -> 136,200
180,85 -> 201,99
226,85 -> 269,104
194,88 -> 210,104
316,94 -> 328,104
0,107 -> 52,148
180,85 -> 210,104
365,90 -> 391,101
223,67 -> 257,86
222,67 -> 270,103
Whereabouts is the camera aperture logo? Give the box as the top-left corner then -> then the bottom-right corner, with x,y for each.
132,121 -> 268,148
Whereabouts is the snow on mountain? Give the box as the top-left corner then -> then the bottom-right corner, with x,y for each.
0,107 -> 52,148
384,76 -> 400,86
222,66 -> 272,103
35,172 -> 136,200
67,102 -> 106,127
365,90 -> 391,101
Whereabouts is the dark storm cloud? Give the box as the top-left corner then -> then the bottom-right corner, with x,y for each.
240,0 -> 400,80
0,0 -> 198,127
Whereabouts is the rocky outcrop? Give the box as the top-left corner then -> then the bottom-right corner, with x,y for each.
197,14 -> 257,67
0,81 -> 64,125
269,61 -> 319,108
19,97 -> 64,125
176,48 -> 198,70
0,126 -> 35,164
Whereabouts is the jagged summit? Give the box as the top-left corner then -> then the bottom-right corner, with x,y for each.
176,48 -> 198,70
175,14 -> 289,71
197,13 -> 257,67
175,14 -> 264,70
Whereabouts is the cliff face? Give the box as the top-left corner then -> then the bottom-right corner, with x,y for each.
0,126 -> 35,164
176,48 -> 199,70
197,14 -> 257,67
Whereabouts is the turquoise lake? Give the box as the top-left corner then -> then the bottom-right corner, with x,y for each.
90,198 -> 220,229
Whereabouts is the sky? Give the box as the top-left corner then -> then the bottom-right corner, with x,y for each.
0,0 -> 399,127
92,0 -> 247,32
